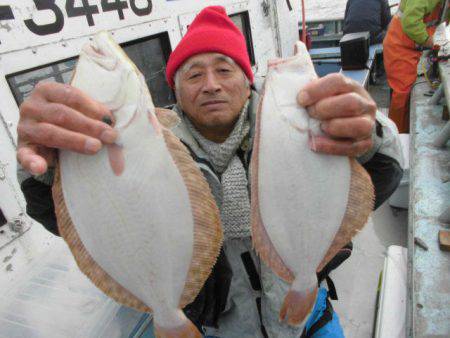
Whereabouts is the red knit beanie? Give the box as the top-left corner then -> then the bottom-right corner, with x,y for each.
165,6 -> 254,88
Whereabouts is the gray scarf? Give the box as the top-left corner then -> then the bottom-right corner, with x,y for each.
183,101 -> 251,240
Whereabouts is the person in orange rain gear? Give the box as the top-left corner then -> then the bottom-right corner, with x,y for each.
383,0 -> 450,133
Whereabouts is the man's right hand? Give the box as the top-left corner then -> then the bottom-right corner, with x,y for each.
17,81 -> 118,175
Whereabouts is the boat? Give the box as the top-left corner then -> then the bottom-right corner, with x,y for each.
0,1 -> 447,337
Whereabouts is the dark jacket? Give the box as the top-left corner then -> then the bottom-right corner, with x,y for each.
344,0 -> 392,44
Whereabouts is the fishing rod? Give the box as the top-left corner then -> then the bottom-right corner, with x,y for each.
440,0 -> 449,25
300,0 -> 306,43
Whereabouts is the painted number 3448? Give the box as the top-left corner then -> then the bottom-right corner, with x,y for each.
0,0 -> 153,37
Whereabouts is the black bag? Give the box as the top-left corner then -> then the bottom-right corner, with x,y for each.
183,248 -> 232,330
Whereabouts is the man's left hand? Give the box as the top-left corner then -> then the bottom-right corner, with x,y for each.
297,73 -> 377,157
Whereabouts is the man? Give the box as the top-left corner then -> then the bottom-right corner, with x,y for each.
344,0 -> 392,44
16,6 -> 403,338
384,0 -> 450,133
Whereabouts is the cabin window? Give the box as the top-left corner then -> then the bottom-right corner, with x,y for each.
7,58 -> 77,105
6,32 -> 175,108
300,20 -> 344,48
121,33 -> 175,107
230,11 -> 255,65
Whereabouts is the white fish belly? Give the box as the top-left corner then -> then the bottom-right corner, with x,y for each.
60,110 -> 194,310
258,61 -> 351,278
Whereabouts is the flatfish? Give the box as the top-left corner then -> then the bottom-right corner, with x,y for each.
52,32 -> 222,338
251,41 -> 374,327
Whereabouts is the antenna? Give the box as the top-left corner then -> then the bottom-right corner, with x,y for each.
440,0 -> 449,25
301,0 -> 306,43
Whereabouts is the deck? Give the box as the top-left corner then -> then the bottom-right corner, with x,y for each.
406,65 -> 450,338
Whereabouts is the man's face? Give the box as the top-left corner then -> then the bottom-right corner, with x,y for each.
175,53 -> 251,142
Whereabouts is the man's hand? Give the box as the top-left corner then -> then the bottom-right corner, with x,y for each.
17,81 -> 118,175
298,73 -> 376,157
424,36 -> 434,49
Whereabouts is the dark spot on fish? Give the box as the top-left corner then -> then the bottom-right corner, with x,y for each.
6,264 -> 12,272
416,303 -> 423,309
102,116 -> 113,126
0,230 -> 4,234
3,255 -> 12,263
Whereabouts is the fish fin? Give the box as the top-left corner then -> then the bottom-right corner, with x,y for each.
317,158 -> 375,272
250,86 -> 295,283
279,286 -> 318,327
154,320 -> 202,338
161,129 -> 223,308
155,108 -> 181,129
52,163 -> 152,312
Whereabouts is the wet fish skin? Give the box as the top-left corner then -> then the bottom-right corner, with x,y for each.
251,41 -> 374,328
53,32 -> 222,338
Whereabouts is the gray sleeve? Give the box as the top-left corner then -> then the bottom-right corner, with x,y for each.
357,111 -> 404,167
17,164 -> 55,186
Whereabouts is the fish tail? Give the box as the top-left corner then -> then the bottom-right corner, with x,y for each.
279,286 -> 318,327
154,318 -> 202,338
